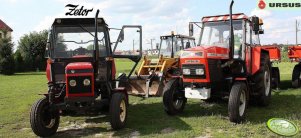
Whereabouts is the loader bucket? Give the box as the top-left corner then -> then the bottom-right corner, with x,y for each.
127,75 -> 165,97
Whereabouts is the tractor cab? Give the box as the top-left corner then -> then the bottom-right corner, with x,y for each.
31,10 -> 142,137
159,34 -> 196,58
188,13 -> 264,61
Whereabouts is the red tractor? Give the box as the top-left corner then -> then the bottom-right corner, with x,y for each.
30,10 -> 142,137
163,1 -> 278,123
288,45 -> 301,87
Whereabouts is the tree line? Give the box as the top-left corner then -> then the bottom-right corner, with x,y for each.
0,30 -> 48,75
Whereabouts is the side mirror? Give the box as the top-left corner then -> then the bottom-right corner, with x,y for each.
189,23 -> 194,36
119,30 -> 124,42
185,42 -> 191,49
252,16 -> 260,32
259,30 -> 264,34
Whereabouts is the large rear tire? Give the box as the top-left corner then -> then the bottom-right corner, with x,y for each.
163,79 -> 187,115
253,53 -> 272,106
228,82 -> 248,123
110,92 -> 128,130
30,97 -> 60,137
292,64 -> 301,88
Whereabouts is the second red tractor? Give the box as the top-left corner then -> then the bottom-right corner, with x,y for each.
163,1 -> 280,123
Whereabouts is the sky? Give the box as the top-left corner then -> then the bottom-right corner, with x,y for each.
0,0 -> 301,50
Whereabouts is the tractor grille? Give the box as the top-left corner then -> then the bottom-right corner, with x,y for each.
67,76 -> 92,94
182,64 -> 206,79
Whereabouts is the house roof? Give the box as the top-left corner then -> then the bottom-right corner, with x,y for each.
0,19 -> 13,32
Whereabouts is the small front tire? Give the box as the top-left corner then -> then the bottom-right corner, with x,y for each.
110,92 -> 128,130
163,79 -> 187,115
228,82 -> 248,123
30,97 -> 60,137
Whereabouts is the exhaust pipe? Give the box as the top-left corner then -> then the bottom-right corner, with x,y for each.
229,0 -> 234,59
94,10 -> 100,70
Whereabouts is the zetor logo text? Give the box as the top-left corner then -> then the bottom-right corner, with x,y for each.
65,4 -> 93,16
258,0 -> 301,9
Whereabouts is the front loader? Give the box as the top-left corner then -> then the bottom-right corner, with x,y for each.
124,33 -> 195,97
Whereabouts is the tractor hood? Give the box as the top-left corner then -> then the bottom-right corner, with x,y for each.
181,46 -> 229,59
65,62 -> 93,74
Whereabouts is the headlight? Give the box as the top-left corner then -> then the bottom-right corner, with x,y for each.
69,80 -> 76,87
195,68 -> 205,75
183,69 -> 190,75
83,79 -> 91,86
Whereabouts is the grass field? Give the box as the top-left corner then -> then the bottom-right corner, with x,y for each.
1,62 -> 301,137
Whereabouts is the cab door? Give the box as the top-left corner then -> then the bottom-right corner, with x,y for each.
112,25 -> 142,78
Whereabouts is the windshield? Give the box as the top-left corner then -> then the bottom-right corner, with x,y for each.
159,36 -> 195,57
53,26 -> 106,58
199,20 -> 243,48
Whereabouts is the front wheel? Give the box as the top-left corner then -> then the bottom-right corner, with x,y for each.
163,79 -> 187,115
228,82 -> 249,123
110,92 -> 128,130
30,97 -> 60,137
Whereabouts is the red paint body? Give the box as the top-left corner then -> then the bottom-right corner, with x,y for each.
65,62 -> 94,97
180,45 -> 271,83
181,46 -> 229,83
261,45 -> 281,62
288,45 -> 301,62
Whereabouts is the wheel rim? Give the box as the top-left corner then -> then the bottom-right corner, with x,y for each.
119,100 -> 126,122
172,88 -> 183,110
264,70 -> 271,96
42,105 -> 56,128
239,90 -> 246,116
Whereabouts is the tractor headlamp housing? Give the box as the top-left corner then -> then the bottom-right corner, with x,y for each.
69,80 -> 77,87
183,69 -> 191,75
83,78 -> 91,86
195,68 -> 205,75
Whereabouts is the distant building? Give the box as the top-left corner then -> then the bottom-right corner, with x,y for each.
0,19 -> 13,39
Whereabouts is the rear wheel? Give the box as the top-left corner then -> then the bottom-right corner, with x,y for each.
292,64 -> 301,88
228,82 -> 248,123
253,53 -> 272,106
271,67 -> 280,89
30,97 -> 60,137
110,92 -> 128,130
163,79 -> 187,115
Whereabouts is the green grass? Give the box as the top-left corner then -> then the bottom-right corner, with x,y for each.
1,62 -> 301,137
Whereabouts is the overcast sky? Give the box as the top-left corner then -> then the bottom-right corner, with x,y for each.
1,0 -> 301,50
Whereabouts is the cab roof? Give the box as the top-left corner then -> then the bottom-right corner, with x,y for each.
202,13 -> 248,22
52,18 -> 107,26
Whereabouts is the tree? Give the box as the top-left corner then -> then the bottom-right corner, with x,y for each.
0,30 -> 15,75
14,49 -> 24,72
17,30 -> 48,71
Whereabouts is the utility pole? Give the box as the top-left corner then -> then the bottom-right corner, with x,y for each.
133,39 -> 135,52
150,38 -> 155,50
296,20 -> 300,45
